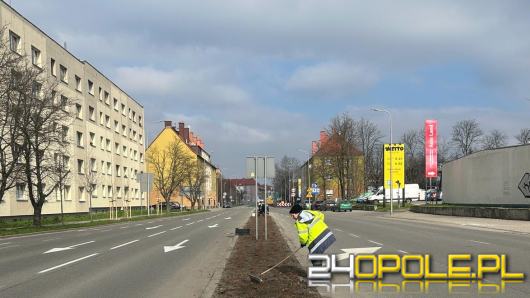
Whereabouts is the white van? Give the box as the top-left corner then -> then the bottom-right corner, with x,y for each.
367,184 -> 421,204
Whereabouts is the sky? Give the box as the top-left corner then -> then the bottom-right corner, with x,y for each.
10,0 -> 530,177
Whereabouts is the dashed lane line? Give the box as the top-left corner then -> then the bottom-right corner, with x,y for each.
148,231 -> 167,238
470,240 -> 490,245
186,222 -> 195,226
110,240 -> 139,250
368,240 -> 383,246
398,250 -> 408,254
38,253 -> 99,274
170,226 -> 183,231
349,233 -> 360,238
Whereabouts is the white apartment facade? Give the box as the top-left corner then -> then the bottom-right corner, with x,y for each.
0,2 -> 147,216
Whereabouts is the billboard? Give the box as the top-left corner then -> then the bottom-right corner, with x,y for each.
384,144 -> 405,189
424,120 -> 438,178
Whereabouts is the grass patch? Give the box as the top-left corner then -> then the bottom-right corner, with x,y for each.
374,203 -> 413,212
0,209 -> 208,237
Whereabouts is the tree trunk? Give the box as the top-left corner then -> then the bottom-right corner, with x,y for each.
166,200 -> 170,214
33,205 -> 42,227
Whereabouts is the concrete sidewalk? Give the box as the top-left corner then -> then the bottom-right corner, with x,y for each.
380,210 -> 530,234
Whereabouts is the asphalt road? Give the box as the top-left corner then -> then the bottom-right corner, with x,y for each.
0,207 -> 251,298
272,208 -> 530,297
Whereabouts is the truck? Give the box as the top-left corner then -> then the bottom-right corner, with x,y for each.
366,184 -> 422,205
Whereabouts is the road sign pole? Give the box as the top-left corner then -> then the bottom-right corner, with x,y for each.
255,157 -> 258,240
264,157 -> 267,241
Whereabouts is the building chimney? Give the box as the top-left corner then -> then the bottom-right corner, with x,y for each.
164,120 -> 172,128
178,122 -> 185,131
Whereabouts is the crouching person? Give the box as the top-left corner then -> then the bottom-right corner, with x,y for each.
289,204 -> 336,266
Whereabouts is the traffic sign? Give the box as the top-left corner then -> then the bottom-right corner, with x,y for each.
306,192 -> 313,198
518,173 -> 530,198
312,187 -> 320,195
311,183 -> 318,188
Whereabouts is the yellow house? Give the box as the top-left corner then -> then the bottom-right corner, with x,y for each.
147,121 -> 218,209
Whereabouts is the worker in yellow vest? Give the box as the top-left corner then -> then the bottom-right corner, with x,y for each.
289,204 -> 335,266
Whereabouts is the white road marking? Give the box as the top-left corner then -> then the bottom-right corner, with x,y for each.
78,229 -> 87,232
368,240 -> 383,246
148,221 -> 154,224
224,217 -> 231,220
120,226 -> 128,229
110,240 -> 139,250
136,224 -> 144,226
170,226 -> 183,231
145,225 -> 162,230
38,253 -> 99,274
0,245 -> 20,250
186,222 -> 195,226
163,239 -> 189,253
0,242 -> 12,246
99,229 -> 111,232
42,238 -> 61,242
44,240 -> 95,254
336,247 -> 382,261
398,250 -> 408,254
148,231 -> 167,237
208,224 -> 219,228
470,240 -> 490,245
348,233 -> 360,238
335,228 -> 343,232
182,218 -> 190,221
197,219 -> 203,222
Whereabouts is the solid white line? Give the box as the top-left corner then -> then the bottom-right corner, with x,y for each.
368,240 -> 383,246
148,231 -> 167,237
110,240 -> 139,250
170,226 -> 183,231
186,222 -> 195,226
398,250 -> 408,254
38,253 -> 99,274
470,240 -> 490,245
349,233 -> 360,238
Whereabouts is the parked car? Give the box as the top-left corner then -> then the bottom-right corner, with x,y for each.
223,203 -> 232,208
355,192 -> 373,204
154,202 -> 181,211
366,184 -> 422,204
334,200 -> 353,212
311,200 -> 325,211
322,200 -> 337,211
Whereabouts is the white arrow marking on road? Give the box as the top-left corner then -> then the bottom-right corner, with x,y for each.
224,217 -> 231,220
44,240 -> 95,254
148,231 -> 167,237
146,225 -> 162,230
38,253 -> 99,274
164,239 -> 189,253
336,247 -> 382,261
182,218 -> 190,221
208,224 -> 218,228
170,226 -> 183,231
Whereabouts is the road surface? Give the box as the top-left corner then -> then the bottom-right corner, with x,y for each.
272,208 -> 530,297
0,207 -> 251,298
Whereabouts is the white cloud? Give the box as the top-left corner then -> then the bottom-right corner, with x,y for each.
286,62 -> 378,97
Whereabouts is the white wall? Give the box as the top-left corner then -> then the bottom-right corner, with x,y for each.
443,144 -> 530,206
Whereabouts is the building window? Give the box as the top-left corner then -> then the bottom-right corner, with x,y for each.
116,165 -> 121,177
107,162 -> 112,175
122,145 -> 127,156
89,132 -> 96,147
88,80 -> 94,95
89,106 -> 95,121
90,158 -> 97,172
123,167 -> 128,178
122,125 -> 126,136
79,187 -> 85,202
98,87 -> 103,101
76,131 -> 84,147
116,187 -> 122,198
121,103 -> 126,115
114,121 -> 119,133
105,115 -> 110,128
61,126 -> 69,142
107,185 -> 112,197
75,75 -> 82,91
140,153 -> 144,163
9,31 -> 21,53
132,111 -> 136,122
115,142 -> 120,155
76,104 -> 83,119
99,112 -> 104,125
16,183 -> 26,200
64,185 -> 71,201
113,98 -> 119,110
106,139 -> 111,152
91,184 -> 98,198
101,160 -> 105,173
139,116 -> 143,127
100,136 -> 104,150
77,159 -> 85,174
31,46 -> 42,67
60,65 -> 68,83
104,91 -> 110,105
50,58 -> 57,76
101,184 -> 106,198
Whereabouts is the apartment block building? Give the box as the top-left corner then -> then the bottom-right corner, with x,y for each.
0,2 -> 146,216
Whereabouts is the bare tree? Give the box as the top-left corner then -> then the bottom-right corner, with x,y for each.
147,136 -> 189,214
83,152 -> 100,221
355,118 -> 382,190
183,159 -> 207,210
451,119 -> 483,157
273,156 -> 300,201
18,68 -> 74,226
515,128 -> 530,145
482,129 -> 507,150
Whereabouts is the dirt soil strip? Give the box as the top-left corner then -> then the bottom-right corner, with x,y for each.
213,215 -> 320,298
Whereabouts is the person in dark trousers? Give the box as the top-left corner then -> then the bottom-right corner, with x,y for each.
289,204 -> 335,266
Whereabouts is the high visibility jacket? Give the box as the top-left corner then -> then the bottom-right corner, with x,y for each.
295,210 -> 333,253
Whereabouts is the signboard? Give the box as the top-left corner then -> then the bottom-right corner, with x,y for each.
518,173 -> 530,198
136,173 -> 154,192
425,120 -> 438,178
245,157 -> 275,179
384,144 -> 405,189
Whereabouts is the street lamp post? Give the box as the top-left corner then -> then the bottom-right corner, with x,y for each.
372,108 -> 393,216
298,149 -> 311,207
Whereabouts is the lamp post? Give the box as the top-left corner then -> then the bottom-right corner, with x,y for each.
371,108 -> 393,216
298,149 -> 311,206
